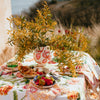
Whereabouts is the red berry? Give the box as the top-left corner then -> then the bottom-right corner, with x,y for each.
65,30 -> 69,34
58,30 -> 61,33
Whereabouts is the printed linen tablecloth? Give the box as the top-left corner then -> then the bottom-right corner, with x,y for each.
0,74 -> 85,100
28,75 -> 85,100
0,51 -> 100,100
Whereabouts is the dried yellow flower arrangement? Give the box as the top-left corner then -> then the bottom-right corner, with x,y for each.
7,1 -> 89,76
8,1 -> 56,61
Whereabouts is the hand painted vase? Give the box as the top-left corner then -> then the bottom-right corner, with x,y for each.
33,46 -> 51,66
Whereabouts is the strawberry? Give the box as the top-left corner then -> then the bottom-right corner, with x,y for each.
45,78 -> 52,85
44,78 -> 48,83
50,80 -> 53,85
48,79 -> 53,84
35,80 -> 39,85
46,81 -> 51,86
41,77 -> 46,80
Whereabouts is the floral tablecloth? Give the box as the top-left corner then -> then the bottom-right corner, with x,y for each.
0,51 -> 100,100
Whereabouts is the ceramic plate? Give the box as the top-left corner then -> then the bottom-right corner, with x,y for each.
22,74 -> 36,78
34,82 -> 55,89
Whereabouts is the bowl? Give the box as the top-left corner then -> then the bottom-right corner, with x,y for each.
33,75 -> 56,89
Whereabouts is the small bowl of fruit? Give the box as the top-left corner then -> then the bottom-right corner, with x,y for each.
33,75 -> 56,88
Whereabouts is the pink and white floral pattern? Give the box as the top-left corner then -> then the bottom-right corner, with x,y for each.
33,46 -> 51,66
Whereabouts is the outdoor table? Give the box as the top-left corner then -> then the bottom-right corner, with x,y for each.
0,51 -> 100,100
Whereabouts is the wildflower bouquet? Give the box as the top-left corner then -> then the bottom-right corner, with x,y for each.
8,1 -> 89,76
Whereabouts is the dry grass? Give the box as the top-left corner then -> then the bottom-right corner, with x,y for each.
54,23 -> 100,65
83,24 -> 100,65
0,46 -> 16,65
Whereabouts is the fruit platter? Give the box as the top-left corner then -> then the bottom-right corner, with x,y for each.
33,75 -> 56,88
18,65 -> 48,78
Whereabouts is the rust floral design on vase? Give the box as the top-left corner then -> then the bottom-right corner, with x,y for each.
33,46 -> 51,67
